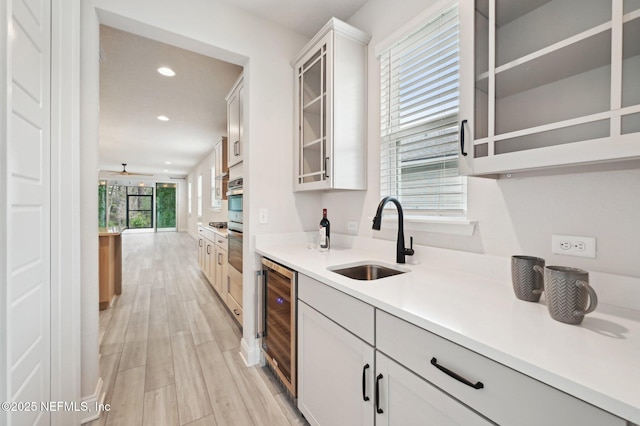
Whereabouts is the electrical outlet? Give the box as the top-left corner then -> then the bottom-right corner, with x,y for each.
551,235 -> 596,258
347,221 -> 358,232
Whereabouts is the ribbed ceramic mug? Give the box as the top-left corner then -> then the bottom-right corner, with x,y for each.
511,256 -> 545,302
535,266 -> 598,325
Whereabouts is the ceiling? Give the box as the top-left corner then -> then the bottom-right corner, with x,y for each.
218,0 -> 369,38
99,25 -> 243,178
98,0 -> 368,180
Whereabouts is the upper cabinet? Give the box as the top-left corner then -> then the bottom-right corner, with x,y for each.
459,0 -> 640,177
292,19 -> 371,191
214,136 -> 228,203
226,75 -> 244,168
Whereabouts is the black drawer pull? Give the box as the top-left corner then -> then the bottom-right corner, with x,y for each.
460,119 -> 468,156
375,373 -> 383,414
430,357 -> 484,390
362,364 -> 370,401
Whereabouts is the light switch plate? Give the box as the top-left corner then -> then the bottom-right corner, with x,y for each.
259,208 -> 268,224
551,235 -> 596,258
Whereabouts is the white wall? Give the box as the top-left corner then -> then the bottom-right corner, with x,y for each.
318,0 -> 640,279
186,146 -> 228,237
90,0 -> 314,364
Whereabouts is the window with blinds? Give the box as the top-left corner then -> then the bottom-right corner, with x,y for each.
379,3 -> 466,215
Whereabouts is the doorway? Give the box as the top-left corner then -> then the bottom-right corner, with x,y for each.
156,182 -> 177,231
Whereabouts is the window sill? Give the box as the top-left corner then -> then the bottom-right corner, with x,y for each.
380,216 -> 476,236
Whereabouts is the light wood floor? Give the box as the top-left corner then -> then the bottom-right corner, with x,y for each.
90,231 -> 307,426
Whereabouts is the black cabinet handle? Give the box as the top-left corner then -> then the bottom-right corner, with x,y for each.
206,245 -> 211,254
375,373 -> 383,414
460,119 -> 468,157
430,357 -> 484,389
362,364 -> 370,401
324,157 -> 330,178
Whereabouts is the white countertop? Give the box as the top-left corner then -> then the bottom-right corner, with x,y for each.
198,224 -> 228,239
256,233 -> 640,424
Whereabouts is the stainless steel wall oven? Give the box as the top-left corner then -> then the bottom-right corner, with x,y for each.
260,258 -> 297,397
227,177 -> 243,273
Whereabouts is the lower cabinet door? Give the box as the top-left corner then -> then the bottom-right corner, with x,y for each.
297,301 -> 374,426
375,352 -> 493,426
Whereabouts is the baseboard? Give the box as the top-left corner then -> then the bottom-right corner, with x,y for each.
240,337 -> 261,366
80,377 -> 105,424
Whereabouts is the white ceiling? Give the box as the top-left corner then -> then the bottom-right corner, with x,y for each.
218,0 -> 369,38
98,0 -> 368,179
99,25 -> 243,178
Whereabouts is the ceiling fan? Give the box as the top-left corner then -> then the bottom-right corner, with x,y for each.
107,163 -> 153,176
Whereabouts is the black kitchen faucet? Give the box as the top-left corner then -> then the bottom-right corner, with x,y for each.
372,196 -> 414,264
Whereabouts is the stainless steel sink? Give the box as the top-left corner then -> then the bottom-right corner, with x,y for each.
328,262 -> 407,281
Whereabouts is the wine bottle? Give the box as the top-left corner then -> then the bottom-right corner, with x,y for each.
319,208 -> 330,250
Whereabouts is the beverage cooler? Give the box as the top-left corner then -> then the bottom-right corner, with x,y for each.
259,258 -> 297,398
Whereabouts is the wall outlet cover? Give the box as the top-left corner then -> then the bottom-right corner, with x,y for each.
551,235 -> 596,258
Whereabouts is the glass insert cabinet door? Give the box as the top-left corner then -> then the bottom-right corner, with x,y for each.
474,0 -> 612,158
296,32 -> 331,187
459,0 -> 640,176
622,0 -> 640,135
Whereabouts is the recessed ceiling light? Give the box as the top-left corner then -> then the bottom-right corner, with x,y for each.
163,169 -> 169,172
157,115 -> 169,121
165,161 -> 172,165
157,67 -> 175,77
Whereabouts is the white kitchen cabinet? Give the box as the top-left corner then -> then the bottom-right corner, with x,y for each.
227,265 -> 243,325
197,226 -> 228,300
297,301 -> 374,426
197,227 -> 207,271
214,136 -> 228,203
376,310 -> 624,426
375,352 -> 492,426
226,75 -> 244,168
297,274 -> 375,426
213,235 -> 228,299
292,18 -> 370,191
459,0 -> 640,177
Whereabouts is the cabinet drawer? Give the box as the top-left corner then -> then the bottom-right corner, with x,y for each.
298,274 -> 374,345
214,234 -> 227,250
226,293 -> 243,325
376,311 -> 623,426
228,266 -> 242,307
198,226 -> 216,242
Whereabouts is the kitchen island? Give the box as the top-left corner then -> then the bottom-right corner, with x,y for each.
256,233 -> 640,425
99,226 -> 125,310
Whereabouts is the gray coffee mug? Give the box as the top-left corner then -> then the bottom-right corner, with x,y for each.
536,266 -> 598,325
511,255 -> 545,302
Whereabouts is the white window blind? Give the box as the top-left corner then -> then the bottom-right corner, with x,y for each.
380,3 -> 466,215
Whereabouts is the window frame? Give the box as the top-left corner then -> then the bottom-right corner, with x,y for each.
377,1 -> 468,221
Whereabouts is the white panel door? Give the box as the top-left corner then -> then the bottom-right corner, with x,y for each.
3,0 -> 52,424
